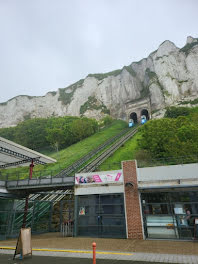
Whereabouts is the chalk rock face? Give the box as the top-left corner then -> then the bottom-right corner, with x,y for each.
0,36 -> 198,128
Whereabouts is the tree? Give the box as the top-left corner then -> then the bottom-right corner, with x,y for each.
0,127 -> 16,141
101,115 -> 113,126
165,106 -> 190,118
45,127 -> 65,151
14,118 -> 49,150
70,118 -> 98,141
137,115 -> 198,164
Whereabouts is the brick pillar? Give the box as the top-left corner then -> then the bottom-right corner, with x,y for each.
122,160 -> 143,239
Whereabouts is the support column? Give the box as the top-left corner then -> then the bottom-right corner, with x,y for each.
74,196 -> 78,237
29,160 -> 34,179
122,160 -> 143,239
22,159 -> 34,228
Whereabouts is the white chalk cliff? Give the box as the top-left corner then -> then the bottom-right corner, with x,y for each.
0,36 -> 198,128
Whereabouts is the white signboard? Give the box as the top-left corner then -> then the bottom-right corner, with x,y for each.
75,170 -> 123,185
174,207 -> 184,214
14,228 -> 32,259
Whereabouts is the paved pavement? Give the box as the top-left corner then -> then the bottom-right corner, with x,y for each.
1,233 -> 198,255
1,247 -> 198,264
1,233 -> 198,263
0,254 -> 178,264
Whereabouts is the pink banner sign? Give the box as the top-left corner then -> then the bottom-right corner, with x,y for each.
75,171 -> 122,184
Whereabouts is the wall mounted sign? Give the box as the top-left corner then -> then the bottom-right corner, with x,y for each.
79,207 -> 85,215
174,207 -> 184,214
75,171 -> 122,185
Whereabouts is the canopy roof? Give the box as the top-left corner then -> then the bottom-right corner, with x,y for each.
0,136 -> 56,168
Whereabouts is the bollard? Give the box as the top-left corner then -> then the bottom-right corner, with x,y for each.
92,242 -> 96,264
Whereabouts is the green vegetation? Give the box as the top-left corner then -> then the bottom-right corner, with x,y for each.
23,113 -> 31,120
80,96 -> 110,115
146,68 -> 157,80
165,106 -> 191,118
137,107 -> 198,165
163,90 -> 171,97
0,116 -> 98,151
99,132 -> 141,171
48,91 -> 57,96
140,84 -> 149,99
101,115 -> 113,126
0,120 -> 127,179
180,39 -> 198,55
123,65 -> 136,77
100,106 -> 198,169
179,98 -> 198,105
58,79 -> 84,105
151,109 -> 160,115
88,69 -> 122,80
145,68 -> 169,98
0,101 -> 7,106
87,64 -> 137,81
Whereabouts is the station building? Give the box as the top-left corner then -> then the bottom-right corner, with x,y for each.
0,140 -> 198,241
74,161 -> 198,240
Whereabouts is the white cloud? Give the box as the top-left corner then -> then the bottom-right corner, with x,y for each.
0,0 -> 197,102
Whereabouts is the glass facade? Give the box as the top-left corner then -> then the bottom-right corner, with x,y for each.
0,196 -> 74,240
141,191 -> 198,240
76,193 -> 126,238
0,198 -> 14,240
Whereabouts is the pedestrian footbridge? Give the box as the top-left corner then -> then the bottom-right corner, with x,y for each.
1,176 -> 74,194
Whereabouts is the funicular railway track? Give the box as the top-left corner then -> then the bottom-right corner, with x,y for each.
55,127 -> 130,177
5,126 -> 139,191
79,126 -> 139,173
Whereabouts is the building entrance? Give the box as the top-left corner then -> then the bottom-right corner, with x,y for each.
76,193 -> 126,238
141,191 -> 198,240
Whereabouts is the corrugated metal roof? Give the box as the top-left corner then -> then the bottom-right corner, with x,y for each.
0,136 -> 56,168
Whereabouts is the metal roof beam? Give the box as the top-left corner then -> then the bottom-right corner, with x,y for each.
0,146 -> 37,161
0,158 -> 45,168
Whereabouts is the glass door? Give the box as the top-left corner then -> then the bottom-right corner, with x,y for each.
77,194 -> 126,238
141,192 -> 178,239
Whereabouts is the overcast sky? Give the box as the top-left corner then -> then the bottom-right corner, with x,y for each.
0,0 -> 197,103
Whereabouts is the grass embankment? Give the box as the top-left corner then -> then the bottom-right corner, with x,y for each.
1,120 -> 127,180
98,132 -> 141,171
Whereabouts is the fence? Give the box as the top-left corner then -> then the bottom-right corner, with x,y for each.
61,221 -> 74,237
137,155 -> 198,168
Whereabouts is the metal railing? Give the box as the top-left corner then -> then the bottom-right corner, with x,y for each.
61,221 -> 74,237
54,127 -> 130,178
2,126 -> 139,190
6,175 -> 74,190
79,126 -> 139,172
137,155 -> 198,168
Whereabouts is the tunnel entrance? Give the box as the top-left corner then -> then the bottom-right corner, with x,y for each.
141,109 -> 149,120
129,112 -> 138,123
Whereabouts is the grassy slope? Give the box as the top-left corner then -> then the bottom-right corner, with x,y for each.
98,132 -> 141,171
2,120 -> 127,179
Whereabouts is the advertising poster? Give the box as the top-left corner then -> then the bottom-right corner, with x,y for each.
75,171 -> 122,185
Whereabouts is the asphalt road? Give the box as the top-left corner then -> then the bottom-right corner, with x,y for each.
0,254 -> 175,264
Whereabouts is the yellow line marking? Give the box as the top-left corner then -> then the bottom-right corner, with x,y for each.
0,247 -> 15,250
0,246 -> 133,256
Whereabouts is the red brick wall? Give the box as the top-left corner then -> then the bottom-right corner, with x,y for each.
122,160 -> 143,239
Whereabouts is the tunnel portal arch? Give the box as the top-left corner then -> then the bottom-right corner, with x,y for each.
141,109 -> 149,120
129,112 -> 138,123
